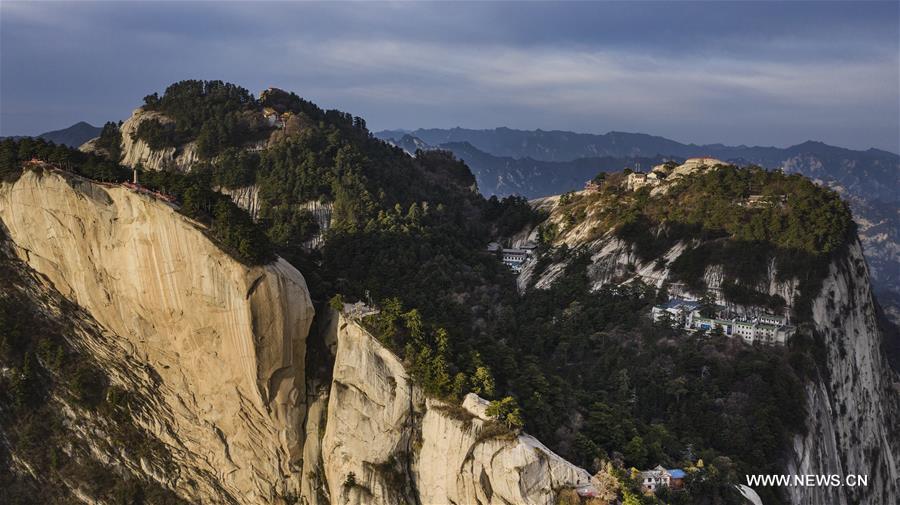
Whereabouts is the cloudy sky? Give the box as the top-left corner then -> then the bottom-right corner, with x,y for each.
1,1 -> 898,152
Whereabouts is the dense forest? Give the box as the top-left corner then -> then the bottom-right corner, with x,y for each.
0,137 -> 273,265
137,80 -> 265,157
0,80 -> 859,505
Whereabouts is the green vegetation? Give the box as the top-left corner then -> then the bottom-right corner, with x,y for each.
138,168 -> 274,264
486,255 -> 807,505
0,247 -> 188,505
94,121 -> 123,161
483,194 -> 547,236
553,166 -> 854,318
1,137 -> 129,183
3,83 -> 859,505
0,138 -> 273,265
134,117 -> 184,151
210,147 -> 259,188
138,80 -> 264,157
485,396 -> 524,429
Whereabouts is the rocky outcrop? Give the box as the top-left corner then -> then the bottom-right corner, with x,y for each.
784,241 -> 900,505
0,169 -> 315,503
217,184 -> 262,220
524,198 -> 900,504
300,200 -> 333,249
119,108 -> 200,172
1,167 -> 598,504
317,313 -> 595,505
520,226 -> 799,317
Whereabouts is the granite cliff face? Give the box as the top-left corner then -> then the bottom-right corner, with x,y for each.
116,108 -> 200,172
217,184 -> 262,220
0,169 -> 595,504
0,169 -> 314,503
784,241 -> 900,505
309,314 -> 594,505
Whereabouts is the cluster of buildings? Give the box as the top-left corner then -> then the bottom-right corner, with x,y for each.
624,157 -> 727,192
640,466 -> 686,493
487,242 -> 537,272
741,193 -> 788,208
584,179 -> 603,193
651,297 -> 795,345
263,107 -> 289,129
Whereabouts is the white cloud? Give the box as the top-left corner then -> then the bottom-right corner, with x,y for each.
285,37 -> 897,116
1,1 -> 897,149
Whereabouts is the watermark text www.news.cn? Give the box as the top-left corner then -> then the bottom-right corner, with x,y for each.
746,474 -> 868,487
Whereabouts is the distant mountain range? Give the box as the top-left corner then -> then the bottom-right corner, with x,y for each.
376,127 -> 900,324
394,136 -> 671,197
2,121 -> 102,148
376,127 -> 899,201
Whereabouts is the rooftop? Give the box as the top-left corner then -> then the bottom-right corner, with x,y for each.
502,248 -> 529,255
658,298 -> 701,310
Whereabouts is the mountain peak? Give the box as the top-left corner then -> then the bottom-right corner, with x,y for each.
36,121 -> 102,148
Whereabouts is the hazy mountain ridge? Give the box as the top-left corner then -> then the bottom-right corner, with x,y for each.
384,134 -> 671,197
378,127 -> 898,165
376,128 -> 898,200
377,128 -> 900,327
2,121 -> 103,148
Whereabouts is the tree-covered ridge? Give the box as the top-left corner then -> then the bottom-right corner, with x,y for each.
132,80 -> 378,160
127,81 -> 491,271
94,121 -> 123,161
137,80 -> 265,157
550,166 -> 855,317
1,137 -> 129,184
0,138 -> 273,265
485,255 -> 809,505
556,166 -> 853,256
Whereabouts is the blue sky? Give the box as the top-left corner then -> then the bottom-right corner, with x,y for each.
1,1 -> 898,152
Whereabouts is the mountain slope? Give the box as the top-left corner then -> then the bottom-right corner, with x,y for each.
0,166 -> 596,505
519,164 -> 900,504
377,127 -> 900,330
2,121 -> 103,148
37,121 -> 103,147
0,168 -> 315,503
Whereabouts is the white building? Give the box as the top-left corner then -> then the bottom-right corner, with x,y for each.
652,299 -> 795,345
651,298 -> 701,327
689,314 -> 794,345
640,466 -> 685,492
625,171 -> 660,191
501,248 -> 530,272
489,241 -> 537,272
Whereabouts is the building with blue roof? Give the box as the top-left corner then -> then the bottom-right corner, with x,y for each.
640,466 -> 687,492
